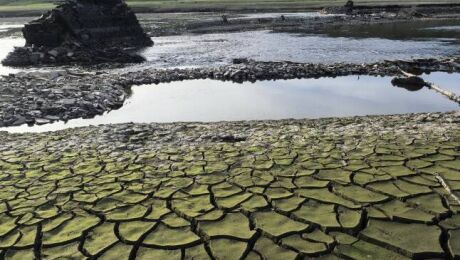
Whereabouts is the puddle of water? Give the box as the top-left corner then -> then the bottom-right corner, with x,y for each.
238,12 -> 337,19
0,24 -> 24,30
319,19 -> 460,40
3,72 -> 459,133
0,21 -> 25,38
0,37 -> 56,76
424,25 -> 460,31
0,37 -> 24,75
1,17 -> 459,73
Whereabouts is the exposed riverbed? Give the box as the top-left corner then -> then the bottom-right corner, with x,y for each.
2,27 -> 458,74
0,8 -> 459,260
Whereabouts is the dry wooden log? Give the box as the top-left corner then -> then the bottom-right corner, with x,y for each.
435,173 -> 460,206
399,69 -> 460,105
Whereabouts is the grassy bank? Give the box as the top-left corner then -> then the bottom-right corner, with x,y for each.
1,0 -> 460,16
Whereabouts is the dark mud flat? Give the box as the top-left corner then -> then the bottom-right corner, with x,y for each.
0,111 -> 459,259
2,72 -> 459,133
309,18 -> 460,40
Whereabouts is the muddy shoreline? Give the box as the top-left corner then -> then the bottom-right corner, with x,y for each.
2,4 -> 460,38
0,57 -> 459,128
143,9 -> 460,37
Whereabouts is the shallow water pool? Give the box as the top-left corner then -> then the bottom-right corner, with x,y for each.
3,72 -> 459,133
0,38 -> 24,75
133,29 -> 460,70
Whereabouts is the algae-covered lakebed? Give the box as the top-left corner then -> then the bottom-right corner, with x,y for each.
0,112 -> 459,259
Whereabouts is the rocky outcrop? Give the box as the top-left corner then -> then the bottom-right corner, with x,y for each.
391,76 -> 426,91
2,0 -> 153,67
344,0 -> 354,15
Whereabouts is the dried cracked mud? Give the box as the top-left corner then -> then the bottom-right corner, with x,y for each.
0,112 -> 459,259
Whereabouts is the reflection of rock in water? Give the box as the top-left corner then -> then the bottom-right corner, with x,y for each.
404,67 -> 423,76
391,76 -> 426,91
2,0 -> 153,67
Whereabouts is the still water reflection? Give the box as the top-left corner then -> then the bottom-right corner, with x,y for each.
139,30 -> 460,69
3,72 -> 458,133
0,38 -> 23,75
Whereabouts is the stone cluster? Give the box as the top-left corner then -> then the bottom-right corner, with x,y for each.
0,57 -> 459,127
0,112 -> 459,258
2,0 -> 153,67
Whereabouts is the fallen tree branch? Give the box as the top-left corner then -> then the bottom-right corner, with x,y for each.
425,81 -> 460,104
400,70 -> 415,78
435,173 -> 460,206
399,69 -> 460,105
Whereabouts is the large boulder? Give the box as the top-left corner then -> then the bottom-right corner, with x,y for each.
2,0 -> 153,67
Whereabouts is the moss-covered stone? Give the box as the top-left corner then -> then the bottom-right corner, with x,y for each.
184,244 -> 209,260
105,205 -> 148,221
142,224 -> 201,248
331,232 -> 409,259
136,246 -> 182,260
293,202 -> 340,229
253,236 -> 298,259
119,221 -> 156,243
83,222 -> 118,256
361,220 -> 444,258
209,238 -> 247,260
335,185 -> 388,204
448,229 -> 460,258
253,211 -> 309,239
199,213 -> 255,240
42,213 -> 100,246
296,188 -> 360,209
374,200 -> 435,223
216,193 -> 252,209
281,234 -> 328,255
41,241 -> 86,259
98,242 -> 133,260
